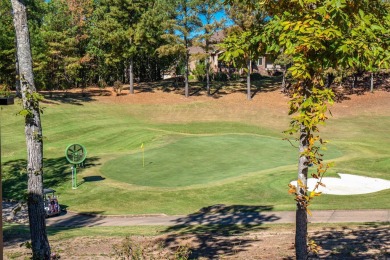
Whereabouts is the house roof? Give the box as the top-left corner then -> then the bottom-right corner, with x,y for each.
188,30 -> 226,55
189,46 -> 205,55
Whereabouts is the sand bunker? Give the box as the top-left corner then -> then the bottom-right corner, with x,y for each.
290,173 -> 390,195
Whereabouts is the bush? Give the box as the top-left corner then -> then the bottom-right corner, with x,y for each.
229,73 -> 240,81
97,79 -> 108,89
113,237 -> 191,260
250,73 -> 264,81
0,85 -> 12,97
113,80 -> 123,95
213,72 -> 228,81
192,62 -> 207,82
113,236 -> 145,260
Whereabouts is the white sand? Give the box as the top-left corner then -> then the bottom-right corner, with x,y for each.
290,173 -> 390,195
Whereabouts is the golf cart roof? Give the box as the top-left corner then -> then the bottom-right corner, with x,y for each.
43,188 -> 56,194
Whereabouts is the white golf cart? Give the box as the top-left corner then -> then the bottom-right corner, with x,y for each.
44,188 -> 61,217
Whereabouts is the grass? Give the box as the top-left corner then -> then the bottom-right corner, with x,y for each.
3,223 -> 168,241
1,85 -> 390,215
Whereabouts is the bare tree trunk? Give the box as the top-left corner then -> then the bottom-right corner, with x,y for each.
370,72 -> 374,93
247,59 -> 251,100
11,0 -> 51,259
282,66 -> 287,92
0,108 -> 2,259
129,57 -> 134,94
205,58 -> 210,96
296,122 -> 309,260
352,74 -> 358,89
326,73 -> 334,88
185,51 -> 189,98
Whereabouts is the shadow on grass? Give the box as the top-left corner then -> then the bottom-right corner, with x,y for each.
163,204 -> 279,259
41,90 -> 100,105
46,210 -> 107,228
3,224 -> 31,247
311,222 -> 390,259
3,210 -> 107,247
136,76 -> 282,100
77,175 -> 106,187
2,156 -> 101,200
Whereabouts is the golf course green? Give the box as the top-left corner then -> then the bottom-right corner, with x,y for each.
102,134 -> 342,187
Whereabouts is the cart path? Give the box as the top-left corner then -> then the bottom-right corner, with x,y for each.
44,209 -> 390,227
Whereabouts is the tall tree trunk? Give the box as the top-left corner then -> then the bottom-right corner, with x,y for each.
352,74 -> 358,89
15,37 -> 21,97
11,0 -> 51,259
129,57 -> 134,94
326,73 -> 334,88
185,51 -> 189,98
0,108 -> 2,259
206,58 -> 210,96
370,72 -> 374,93
282,66 -> 287,92
247,59 -> 251,100
296,121 -> 309,259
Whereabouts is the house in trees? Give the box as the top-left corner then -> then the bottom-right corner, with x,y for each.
189,30 -> 280,76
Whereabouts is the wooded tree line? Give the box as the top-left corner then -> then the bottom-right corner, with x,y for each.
0,0 -> 230,93
1,0 -> 388,95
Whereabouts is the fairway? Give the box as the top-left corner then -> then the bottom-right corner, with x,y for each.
102,134 -> 341,187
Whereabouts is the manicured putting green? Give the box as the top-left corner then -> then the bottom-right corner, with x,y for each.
102,134 -> 342,187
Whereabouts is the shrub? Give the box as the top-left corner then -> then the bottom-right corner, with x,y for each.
192,62 -> 207,82
0,85 -> 12,97
229,73 -> 240,81
213,72 -> 228,81
112,237 -> 145,260
113,237 -> 191,260
250,73 -> 264,81
98,79 -> 108,89
113,80 -> 123,95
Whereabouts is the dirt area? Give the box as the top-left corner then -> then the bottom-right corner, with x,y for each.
39,81 -> 390,136
4,224 -> 389,259
41,80 -> 390,119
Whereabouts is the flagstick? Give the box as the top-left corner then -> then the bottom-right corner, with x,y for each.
142,147 -> 145,168
141,143 -> 145,168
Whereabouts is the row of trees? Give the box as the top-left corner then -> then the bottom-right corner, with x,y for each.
1,0 -> 237,97
3,1 -> 387,98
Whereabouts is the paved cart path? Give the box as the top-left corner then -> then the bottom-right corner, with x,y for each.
44,209 -> 390,227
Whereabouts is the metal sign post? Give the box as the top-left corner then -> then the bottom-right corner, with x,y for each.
65,144 -> 87,189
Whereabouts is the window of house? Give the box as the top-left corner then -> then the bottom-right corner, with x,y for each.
257,57 -> 263,66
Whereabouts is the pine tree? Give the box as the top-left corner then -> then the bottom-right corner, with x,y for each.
157,0 -> 201,97
0,0 -> 16,88
194,0 -> 225,96
88,0 -> 146,93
